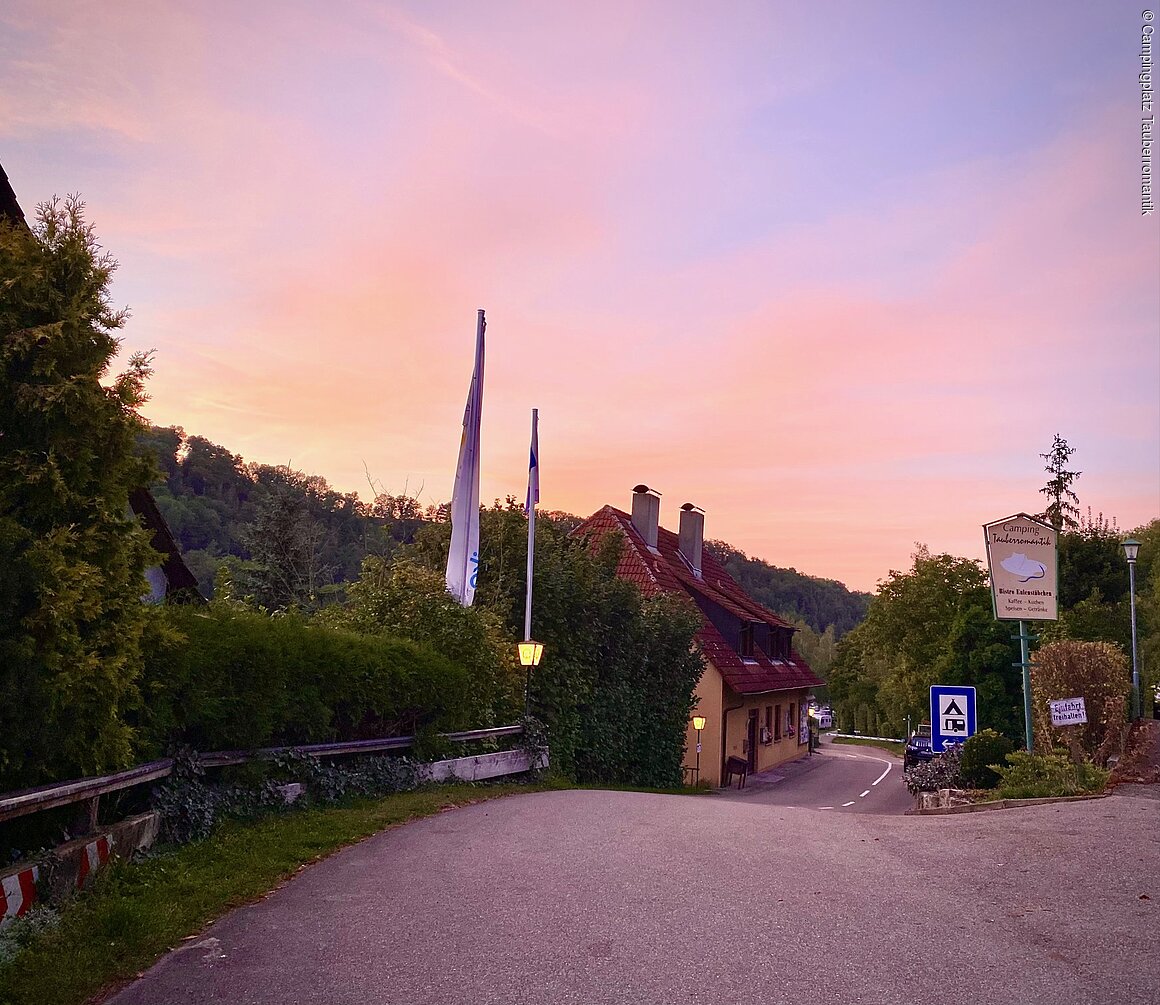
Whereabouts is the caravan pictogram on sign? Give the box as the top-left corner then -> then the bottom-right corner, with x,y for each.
930,686 -> 977,753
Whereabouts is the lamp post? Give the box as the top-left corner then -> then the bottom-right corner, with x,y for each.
1122,538 -> 1141,720
691,715 -> 706,783
518,640 -> 544,720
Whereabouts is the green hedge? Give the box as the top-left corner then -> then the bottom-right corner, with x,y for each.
133,607 -> 474,756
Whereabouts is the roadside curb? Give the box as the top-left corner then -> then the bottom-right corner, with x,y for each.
0,812 -> 160,925
909,790 -> 1113,815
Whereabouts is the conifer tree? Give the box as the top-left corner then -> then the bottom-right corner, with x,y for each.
0,196 -> 157,787
1039,433 -> 1082,532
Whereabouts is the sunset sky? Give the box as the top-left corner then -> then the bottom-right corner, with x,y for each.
3,1 -> 1157,592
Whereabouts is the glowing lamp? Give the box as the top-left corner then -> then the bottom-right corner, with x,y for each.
692,716 -> 706,731
518,641 -> 544,667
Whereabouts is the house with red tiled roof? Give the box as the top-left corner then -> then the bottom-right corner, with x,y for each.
572,486 -> 823,787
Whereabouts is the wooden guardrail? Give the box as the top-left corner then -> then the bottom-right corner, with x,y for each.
0,725 -> 528,833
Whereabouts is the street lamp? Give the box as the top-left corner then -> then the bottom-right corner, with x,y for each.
518,641 -> 544,719
691,715 -> 706,783
1123,538 -> 1141,719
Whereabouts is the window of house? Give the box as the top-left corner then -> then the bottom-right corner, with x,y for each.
774,704 -> 782,741
739,623 -> 754,658
787,703 -> 796,739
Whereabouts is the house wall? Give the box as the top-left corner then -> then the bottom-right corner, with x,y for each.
721,686 -> 814,781
683,664 -> 723,786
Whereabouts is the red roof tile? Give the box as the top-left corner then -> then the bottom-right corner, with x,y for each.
572,505 -> 823,695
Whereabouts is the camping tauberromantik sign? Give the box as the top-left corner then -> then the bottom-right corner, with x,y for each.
983,513 -> 1059,621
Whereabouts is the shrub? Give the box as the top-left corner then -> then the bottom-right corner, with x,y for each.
992,750 -> 1108,800
904,744 -> 964,795
960,729 -> 1016,789
1030,640 -> 1130,756
134,606 -> 477,756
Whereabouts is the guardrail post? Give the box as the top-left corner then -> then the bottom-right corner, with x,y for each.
72,796 -> 99,838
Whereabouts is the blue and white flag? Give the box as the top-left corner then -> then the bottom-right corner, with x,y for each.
446,310 -> 485,606
525,408 -> 539,516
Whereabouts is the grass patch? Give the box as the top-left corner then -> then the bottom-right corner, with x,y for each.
831,736 -> 904,757
0,782 -> 541,1005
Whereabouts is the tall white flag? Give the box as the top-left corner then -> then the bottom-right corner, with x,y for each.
446,310 -> 485,606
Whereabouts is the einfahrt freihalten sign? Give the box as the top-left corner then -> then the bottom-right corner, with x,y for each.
983,513 -> 1058,621
1049,697 -> 1087,727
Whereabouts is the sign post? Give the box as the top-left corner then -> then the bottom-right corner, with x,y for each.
983,514 -> 1059,752
930,685 -> 977,753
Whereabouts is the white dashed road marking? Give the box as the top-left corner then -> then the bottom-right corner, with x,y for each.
871,762 -> 892,786
859,789 -> 871,798
842,801 -> 855,807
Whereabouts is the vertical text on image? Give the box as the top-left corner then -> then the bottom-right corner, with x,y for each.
1142,11 -> 1155,215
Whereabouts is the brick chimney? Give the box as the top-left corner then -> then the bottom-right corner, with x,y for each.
630,484 -> 661,551
678,503 -> 704,578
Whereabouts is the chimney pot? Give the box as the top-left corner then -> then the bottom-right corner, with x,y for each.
630,485 -> 661,551
678,503 -> 704,578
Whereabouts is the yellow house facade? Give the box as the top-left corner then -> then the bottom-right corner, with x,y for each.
574,487 -> 823,788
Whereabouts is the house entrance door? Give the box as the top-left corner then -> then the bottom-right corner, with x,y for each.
746,709 -> 758,771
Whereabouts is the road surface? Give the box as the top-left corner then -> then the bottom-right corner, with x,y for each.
715,737 -> 912,814
108,782 -> 1159,1005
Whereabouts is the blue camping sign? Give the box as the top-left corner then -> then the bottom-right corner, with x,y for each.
930,685 -> 977,753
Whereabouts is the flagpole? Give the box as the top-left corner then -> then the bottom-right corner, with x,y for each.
523,408 -> 538,642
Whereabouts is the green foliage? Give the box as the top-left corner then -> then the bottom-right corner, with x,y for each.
1135,519 -> 1160,714
991,750 -> 1108,800
904,745 -> 964,795
829,547 -> 1022,743
319,555 -> 520,728
960,729 -> 1015,789
0,906 -> 62,968
381,503 -> 705,787
152,748 -> 419,844
234,468 -> 335,612
0,197 -> 159,789
134,606 -> 477,755
138,426 -> 412,600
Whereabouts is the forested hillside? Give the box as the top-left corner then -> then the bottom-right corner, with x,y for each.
705,540 -> 871,636
138,426 -> 871,650
137,425 -> 438,605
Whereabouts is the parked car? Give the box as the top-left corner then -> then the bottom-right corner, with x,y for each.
903,731 -> 936,770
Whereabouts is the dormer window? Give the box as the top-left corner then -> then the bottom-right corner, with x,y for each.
772,629 -> 789,658
739,623 -> 755,658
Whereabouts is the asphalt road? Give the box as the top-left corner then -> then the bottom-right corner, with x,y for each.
108,783 -> 1159,1005
715,738 -> 913,814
